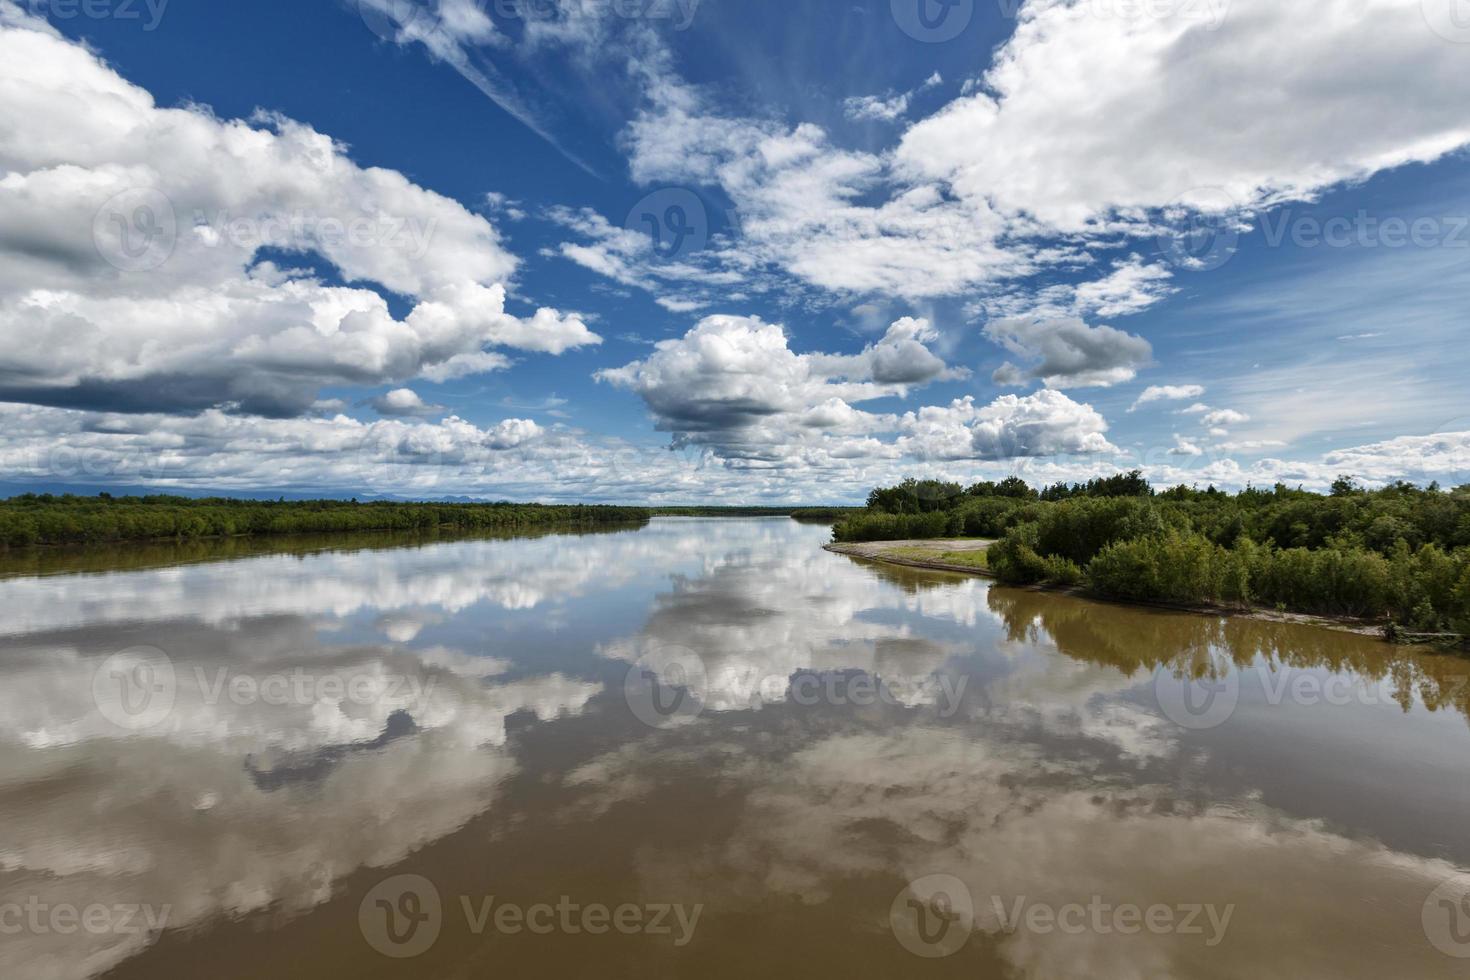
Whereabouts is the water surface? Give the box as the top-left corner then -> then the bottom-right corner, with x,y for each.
2,518 -> 1468,978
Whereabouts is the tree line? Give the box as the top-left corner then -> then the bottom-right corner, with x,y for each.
0,494 -> 651,547
834,474 -> 1470,637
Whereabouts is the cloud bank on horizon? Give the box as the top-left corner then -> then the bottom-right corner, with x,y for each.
0,0 -> 1467,502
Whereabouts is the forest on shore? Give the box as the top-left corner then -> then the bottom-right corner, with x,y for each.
0,494 -> 651,547
833,473 -> 1470,638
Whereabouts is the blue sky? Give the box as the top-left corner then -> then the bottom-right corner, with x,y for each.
1,0 -> 1468,502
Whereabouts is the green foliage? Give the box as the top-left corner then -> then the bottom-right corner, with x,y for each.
1088,531 -> 1249,606
987,523 -> 1084,586
839,475 -> 1470,634
953,496 -> 1032,537
1455,565 -> 1470,636
0,494 -> 650,547
831,510 -> 952,543
787,507 -> 864,523
1243,545 -> 1393,618
1040,469 -> 1154,501
866,478 -> 965,514
965,476 -> 1039,501
1033,497 -> 1171,566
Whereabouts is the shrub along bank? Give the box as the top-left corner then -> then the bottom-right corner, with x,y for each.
834,475 -> 1470,636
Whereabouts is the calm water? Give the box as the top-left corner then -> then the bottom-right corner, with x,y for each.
3,517 -> 1470,979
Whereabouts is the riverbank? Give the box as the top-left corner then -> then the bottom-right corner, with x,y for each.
0,495 -> 651,548
834,478 -> 1470,642
825,539 -> 996,575
825,538 -> 1424,644
0,522 -> 651,580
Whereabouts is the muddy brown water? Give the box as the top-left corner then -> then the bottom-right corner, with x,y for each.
2,517 -> 1469,979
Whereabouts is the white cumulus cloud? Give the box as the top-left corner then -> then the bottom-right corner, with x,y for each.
1130,384 -> 1206,411
898,390 -> 1119,461
0,6 -> 597,418
986,316 -> 1153,389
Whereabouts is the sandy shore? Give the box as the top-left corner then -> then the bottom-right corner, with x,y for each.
824,539 -> 997,576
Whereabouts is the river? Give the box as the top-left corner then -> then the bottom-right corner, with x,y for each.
2,517 -> 1468,978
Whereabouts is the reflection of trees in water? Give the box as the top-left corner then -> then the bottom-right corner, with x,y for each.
845,556 -> 975,594
987,587 -> 1470,724
0,522 -> 643,580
